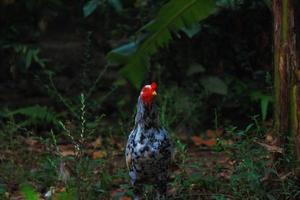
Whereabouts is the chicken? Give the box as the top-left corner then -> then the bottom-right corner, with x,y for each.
125,82 -> 172,200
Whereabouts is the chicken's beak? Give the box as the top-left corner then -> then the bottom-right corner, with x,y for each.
152,91 -> 157,96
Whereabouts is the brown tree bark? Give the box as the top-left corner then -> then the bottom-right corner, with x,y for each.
273,0 -> 300,173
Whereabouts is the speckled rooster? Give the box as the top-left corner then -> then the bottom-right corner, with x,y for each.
125,82 -> 172,200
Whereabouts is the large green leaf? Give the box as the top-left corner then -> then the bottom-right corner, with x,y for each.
83,0 -> 101,17
107,40 -> 140,65
107,0 -> 217,88
200,76 -> 228,95
181,23 -> 202,38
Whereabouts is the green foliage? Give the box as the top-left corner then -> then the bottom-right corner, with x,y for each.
223,123 -> 276,199
108,0 -> 217,88
262,0 -> 272,10
200,76 -> 228,95
108,0 -> 123,12
83,0 -> 102,17
20,184 -> 39,200
13,46 -> 46,69
2,44 -> 47,70
7,105 -> 60,127
0,0 -> 293,199
251,91 -> 273,121
55,189 -> 77,200
181,24 -> 202,38
55,93 -> 108,199
0,184 -> 6,199
186,63 -> 206,76
160,86 -> 199,130
83,0 -> 123,17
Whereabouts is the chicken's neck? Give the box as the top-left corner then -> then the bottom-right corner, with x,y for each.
134,97 -> 160,130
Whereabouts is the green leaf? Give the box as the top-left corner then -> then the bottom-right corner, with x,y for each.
120,55 -> 149,88
20,184 -> 39,200
0,183 -> 6,196
107,39 -> 147,88
250,91 -> 273,120
263,0 -> 272,10
107,0 -> 217,88
25,49 -> 33,68
181,23 -> 201,38
83,0 -> 101,17
107,40 -> 139,65
108,0 -> 123,12
7,105 -> 60,126
200,76 -> 228,95
261,97 -> 269,121
187,63 -> 205,76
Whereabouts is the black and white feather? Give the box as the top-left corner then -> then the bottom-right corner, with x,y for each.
125,97 -> 172,200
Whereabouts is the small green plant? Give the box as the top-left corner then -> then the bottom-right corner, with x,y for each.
2,44 -> 47,76
49,93 -> 108,199
20,184 -> 39,200
14,45 -> 46,69
5,105 -> 60,128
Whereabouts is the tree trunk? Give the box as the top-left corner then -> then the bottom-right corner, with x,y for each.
273,0 -> 300,173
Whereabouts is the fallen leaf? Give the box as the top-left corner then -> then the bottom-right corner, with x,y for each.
91,137 -> 102,148
206,130 -> 215,138
265,134 -> 273,144
191,136 -> 204,146
111,189 -> 131,200
228,160 -> 236,166
92,150 -> 107,159
191,136 -> 216,147
120,197 -> 132,200
25,137 -> 39,146
218,157 -> 230,164
60,150 -> 76,157
24,137 -> 44,152
215,128 -> 223,137
59,145 -> 76,157
203,138 -> 217,147
279,172 -> 293,180
256,141 -> 283,153
206,128 -> 223,138
110,138 -> 125,150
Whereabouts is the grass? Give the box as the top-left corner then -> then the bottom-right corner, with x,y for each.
1,114 -> 300,199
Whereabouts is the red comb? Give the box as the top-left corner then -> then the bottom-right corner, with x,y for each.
151,82 -> 157,90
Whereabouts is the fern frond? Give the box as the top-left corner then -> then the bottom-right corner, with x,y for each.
108,0 -> 217,88
8,105 -> 60,126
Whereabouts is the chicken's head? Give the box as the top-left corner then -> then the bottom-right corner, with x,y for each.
140,82 -> 157,105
